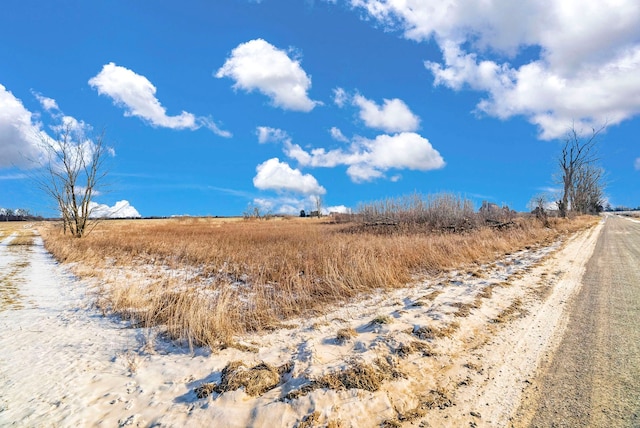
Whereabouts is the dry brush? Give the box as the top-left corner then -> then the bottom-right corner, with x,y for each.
39,212 -> 597,349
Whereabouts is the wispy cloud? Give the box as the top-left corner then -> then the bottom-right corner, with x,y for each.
32,91 -> 59,112
333,87 -> 348,107
536,186 -> 561,194
256,126 -> 289,144
329,127 -> 349,143
0,173 -> 27,180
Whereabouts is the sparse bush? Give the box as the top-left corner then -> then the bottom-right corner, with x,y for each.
357,193 -> 477,232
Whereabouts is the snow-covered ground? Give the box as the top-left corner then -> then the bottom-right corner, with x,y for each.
0,222 -> 602,427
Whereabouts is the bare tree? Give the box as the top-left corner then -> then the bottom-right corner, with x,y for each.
314,195 -> 323,217
528,193 -> 550,226
572,164 -> 605,214
556,124 -> 605,217
36,125 -> 109,237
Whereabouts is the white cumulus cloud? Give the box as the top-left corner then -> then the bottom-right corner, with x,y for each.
0,84 -> 117,172
253,158 -> 326,195
351,0 -> 640,139
353,94 -> 420,133
284,132 -> 444,182
0,84 -> 46,168
89,200 -> 141,218
89,63 -> 230,137
216,39 -> 318,112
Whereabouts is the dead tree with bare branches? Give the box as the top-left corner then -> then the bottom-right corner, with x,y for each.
557,124 -> 605,217
36,126 -> 109,237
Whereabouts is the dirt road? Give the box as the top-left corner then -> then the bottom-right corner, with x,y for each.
518,215 -> 640,427
0,231 -> 142,426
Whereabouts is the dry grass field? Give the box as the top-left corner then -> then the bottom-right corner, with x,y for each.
0,222 -> 36,246
38,214 -> 597,350
0,223 -> 37,312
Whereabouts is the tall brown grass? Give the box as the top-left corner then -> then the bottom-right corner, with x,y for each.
39,213 -> 597,349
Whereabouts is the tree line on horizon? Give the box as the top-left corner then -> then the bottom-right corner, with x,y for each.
0,208 -> 43,221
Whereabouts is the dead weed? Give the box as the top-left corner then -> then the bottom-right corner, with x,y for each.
195,360 -> 293,398
285,357 -> 404,400
412,322 -> 460,340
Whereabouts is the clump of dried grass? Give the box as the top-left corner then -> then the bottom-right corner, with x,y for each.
285,357 -> 403,400
421,388 -> 454,410
394,341 -> 434,358
296,412 -> 344,428
195,360 -> 293,398
194,382 -> 216,399
451,302 -> 477,317
464,362 -> 483,374
491,298 -> 529,324
0,256 -> 31,311
413,322 -> 460,341
369,315 -> 393,326
6,228 -> 36,247
37,210 -> 598,349
7,236 -> 34,246
477,284 -> 496,300
336,327 -> 357,344
412,290 -> 443,307
382,388 -> 454,426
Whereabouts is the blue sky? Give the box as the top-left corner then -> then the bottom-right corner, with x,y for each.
1,0 -> 639,217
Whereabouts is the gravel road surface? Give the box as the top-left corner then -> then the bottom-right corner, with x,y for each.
520,215 -> 640,427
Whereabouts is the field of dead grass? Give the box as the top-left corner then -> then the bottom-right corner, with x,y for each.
621,211 -> 640,218
38,215 -> 597,349
0,222 -> 36,246
0,223 -> 36,312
